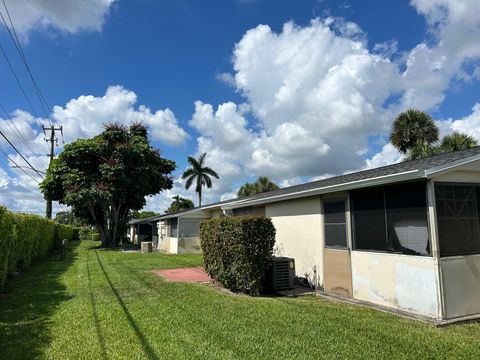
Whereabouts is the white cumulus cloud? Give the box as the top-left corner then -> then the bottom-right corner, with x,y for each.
0,85 -> 189,213
52,86 -> 189,146
185,1 -> 480,204
0,0 -> 116,39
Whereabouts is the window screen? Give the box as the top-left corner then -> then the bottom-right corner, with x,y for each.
324,200 -> 347,248
179,218 -> 202,238
435,184 -> 480,257
169,218 -> 178,237
352,188 -> 387,251
385,182 -> 429,255
352,181 -> 430,256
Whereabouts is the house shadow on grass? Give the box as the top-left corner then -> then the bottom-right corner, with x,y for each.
0,240 -> 80,360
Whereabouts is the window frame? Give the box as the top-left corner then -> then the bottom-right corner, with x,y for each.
350,181 -> 432,257
169,218 -> 178,238
323,197 -> 349,250
434,182 -> 480,258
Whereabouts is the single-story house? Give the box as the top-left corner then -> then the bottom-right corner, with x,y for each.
153,147 -> 480,321
128,216 -> 158,245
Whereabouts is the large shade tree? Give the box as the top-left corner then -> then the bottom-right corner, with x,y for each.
130,211 -> 159,219
237,176 -> 279,197
181,153 -> 219,207
40,123 -> 176,248
166,195 -> 194,213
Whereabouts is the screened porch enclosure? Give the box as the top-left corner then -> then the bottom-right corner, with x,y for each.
343,179 -> 480,319
350,181 -> 431,256
160,217 -> 204,254
435,182 -> 480,319
435,183 -> 480,257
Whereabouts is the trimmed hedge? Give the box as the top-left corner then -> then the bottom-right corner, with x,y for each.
200,216 -> 276,295
79,228 -> 97,241
0,206 -> 79,287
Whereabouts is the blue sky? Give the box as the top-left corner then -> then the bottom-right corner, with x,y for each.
1,0 -> 480,214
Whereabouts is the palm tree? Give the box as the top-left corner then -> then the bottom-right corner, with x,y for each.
439,132 -> 478,152
166,195 -> 194,213
406,142 -> 440,161
237,176 -> 279,197
181,153 -> 219,207
237,182 -> 256,197
256,176 -> 279,192
390,109 -> 439,156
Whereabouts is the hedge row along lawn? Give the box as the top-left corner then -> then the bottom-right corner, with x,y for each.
0,206 -> 79,287
1,240 -> 479,359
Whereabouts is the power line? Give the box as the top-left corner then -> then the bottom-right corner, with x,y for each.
0,101 -> 48,168
0,146 -> 40,183
0,1 -> 54,126
0,1 -> 66,215
0,137 -> 68,215
0,141 -> 67,215
0,129 -> 45,179
0,40 -> 40,119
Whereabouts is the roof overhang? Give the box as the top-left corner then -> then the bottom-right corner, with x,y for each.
157,204 -> 225,220
423,153 -> 480,177
150,153 -> 480,217
222,169 -> 424,209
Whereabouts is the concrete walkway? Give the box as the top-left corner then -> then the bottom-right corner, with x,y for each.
152,267 -> 212,283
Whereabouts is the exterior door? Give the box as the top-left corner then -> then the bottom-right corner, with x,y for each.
323,198 -> 353,298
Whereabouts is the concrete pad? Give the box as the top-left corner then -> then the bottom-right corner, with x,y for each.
153,267 -> 212,283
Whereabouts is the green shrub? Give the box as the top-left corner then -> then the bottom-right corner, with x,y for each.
0,207 -> 16,286
79,228 -> 92,241
0,206 -> 78,288
200,216 -> 276,295
54,224 -> 76,249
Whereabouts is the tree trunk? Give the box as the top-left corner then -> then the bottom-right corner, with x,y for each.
96,223 -> 108,248
198,189 -> 202,207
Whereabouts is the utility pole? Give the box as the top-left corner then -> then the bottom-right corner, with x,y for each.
42,124 -> 63,219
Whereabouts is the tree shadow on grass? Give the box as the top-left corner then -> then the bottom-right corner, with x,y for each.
86,250 -> 108,360
0,241 -> 80,360
93,249 -> 159,360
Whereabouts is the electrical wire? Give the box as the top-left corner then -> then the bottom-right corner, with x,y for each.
0,146 -> 40,183
0,40 -> 40,119
0,101 -> 49,168
0,1 -> 65,165
0,1 -> 68,215
0,1 -> 54,126
0,129 -> 45,178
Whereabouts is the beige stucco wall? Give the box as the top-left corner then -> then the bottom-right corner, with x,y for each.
351,251 -> 440,318
157,221 -> 170,252
210,209 -> 223,218
440,254 -> 480,319
324,248 -> 353,298
178,237 -> 202,254
266,196 -> 323,288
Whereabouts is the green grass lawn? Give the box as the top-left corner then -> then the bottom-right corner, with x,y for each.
1,240 -> 480,359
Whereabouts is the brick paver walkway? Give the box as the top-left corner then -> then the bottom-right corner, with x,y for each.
152,267 -> 212,283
